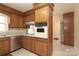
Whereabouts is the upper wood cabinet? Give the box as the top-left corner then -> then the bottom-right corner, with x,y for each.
9,14 -> 18,28
23,9 -> 35,28
0,37 -> 10,56
24,14 -> 35,22
35,6 -> 49,23
24,14 -> 34,28
23,14 -> 34,28
17,15 -> 24,28
9,14 -> 24,28
24,9 -> 35,22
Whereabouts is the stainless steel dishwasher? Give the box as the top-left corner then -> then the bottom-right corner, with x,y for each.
10,36 -> 21,51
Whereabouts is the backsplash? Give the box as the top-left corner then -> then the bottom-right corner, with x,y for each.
0,28 -> 26,36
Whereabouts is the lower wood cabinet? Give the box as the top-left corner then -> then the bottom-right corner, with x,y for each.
35,40 -> 48,56
30,38 -> 35,52
21,36 -> 27,49
26,37 -> 31,50
21,36 -> 48,56
22,36 -> 35,52
0,37 -> 10,56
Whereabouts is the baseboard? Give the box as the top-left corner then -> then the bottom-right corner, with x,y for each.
63,42 -> 74,46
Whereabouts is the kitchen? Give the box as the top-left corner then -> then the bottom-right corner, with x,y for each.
0,3 -> 54,56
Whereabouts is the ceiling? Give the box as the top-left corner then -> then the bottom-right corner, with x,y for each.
54,3 -> 78,14
2,3 -> 78,13
3,3 -> 33,12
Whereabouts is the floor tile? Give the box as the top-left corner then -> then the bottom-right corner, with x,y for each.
11,49 -> 37,56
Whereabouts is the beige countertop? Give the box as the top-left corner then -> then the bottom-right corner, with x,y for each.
0,34 -> 48,39
23,34 -> 48,39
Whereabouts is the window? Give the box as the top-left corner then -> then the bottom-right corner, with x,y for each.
0,13 -> 10,32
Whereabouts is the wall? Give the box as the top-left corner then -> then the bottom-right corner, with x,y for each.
0,28 -> 26,36
53,12 -> 62,41
53,4 -> 79,50
74,4 -> 79,50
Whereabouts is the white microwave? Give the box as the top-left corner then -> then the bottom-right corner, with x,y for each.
27,25 -> 35,35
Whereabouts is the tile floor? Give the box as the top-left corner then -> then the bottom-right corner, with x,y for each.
11,39 -> 79,56
11,49 -> 37,56
53,39 -> 78,56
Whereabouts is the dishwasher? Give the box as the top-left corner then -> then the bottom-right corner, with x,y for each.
10,36 -> 21,51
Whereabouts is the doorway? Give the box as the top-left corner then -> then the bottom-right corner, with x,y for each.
52,3 -> 76,56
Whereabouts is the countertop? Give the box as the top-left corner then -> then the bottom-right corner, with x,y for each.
23,34 -> 48,39
0,34 -> 48,39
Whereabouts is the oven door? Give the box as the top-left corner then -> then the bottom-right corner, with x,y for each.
37,28 -> 44,33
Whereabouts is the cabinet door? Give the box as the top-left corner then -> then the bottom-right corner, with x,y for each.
30,38 -> 35,52
17,16 -> 24,28
35,6 -> 49,23
22,36 -> 35,52
21,36 -> 31,50
0,38 -> 10,55
26,37 -> 30,50
35,40 -> 48,56
27,14 -> 34,22
21,37 -> 27,49
24,14 -> 35,22
0,41 -> 5,55
9,14 -> 18,28
23,14 -> 34,28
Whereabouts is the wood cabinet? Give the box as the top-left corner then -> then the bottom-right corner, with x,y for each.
22,36 -> 35,52
0,37 -> 10,56
34,3 -> 54,55
35,6 -> 49,23
17,15 -> 24,28
9,14 -> 24,28
35,40 -> 48,56
30,37 -> 35,52
24,14 -> 35,22
9,14 -> 18,28
23,9 -> 35,28
26,37 -> 31,50
21,36 -> 48,56
21,36 -> 27,49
